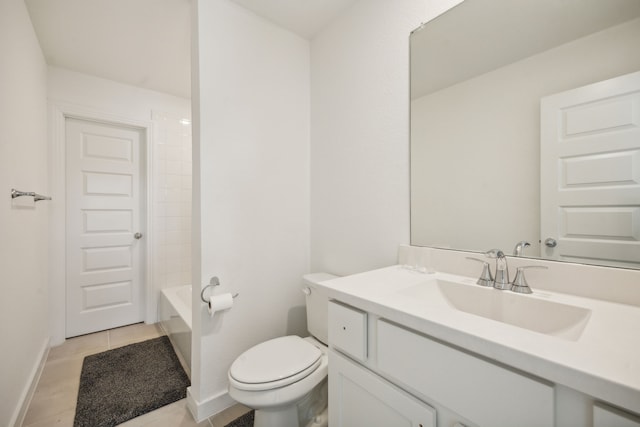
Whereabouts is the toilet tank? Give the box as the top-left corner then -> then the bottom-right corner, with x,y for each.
303,273 -> 338,345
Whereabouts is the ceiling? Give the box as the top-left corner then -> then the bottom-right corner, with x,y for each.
25,0 -> 358,99
230,0 -> 357,39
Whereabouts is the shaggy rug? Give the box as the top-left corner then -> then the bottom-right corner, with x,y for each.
73,335 -> 190,427
225,410 -> 255,427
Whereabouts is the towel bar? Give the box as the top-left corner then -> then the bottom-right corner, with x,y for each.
11,188 -> 51,202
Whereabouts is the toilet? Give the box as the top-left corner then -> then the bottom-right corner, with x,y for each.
228,273 -> 337,427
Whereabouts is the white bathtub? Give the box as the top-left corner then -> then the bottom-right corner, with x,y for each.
160,285 -> 192,377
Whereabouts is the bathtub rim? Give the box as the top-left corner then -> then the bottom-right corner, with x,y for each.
161,284 -> 192,330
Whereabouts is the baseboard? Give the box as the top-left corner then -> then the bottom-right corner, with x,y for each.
186,386 -> 236,422
11,337 -> 50,427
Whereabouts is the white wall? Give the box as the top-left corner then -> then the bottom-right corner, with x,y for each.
0,0 -> 49,425
310,0 -> 462,276
48,67 -> 191,120
47,67 -> 191,343
190,0 -> 311,419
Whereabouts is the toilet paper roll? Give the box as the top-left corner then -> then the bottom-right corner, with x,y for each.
208,293 -> 234,317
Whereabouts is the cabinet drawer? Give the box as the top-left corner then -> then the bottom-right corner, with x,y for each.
377,319 -> 554,427
328,301 -> 367,362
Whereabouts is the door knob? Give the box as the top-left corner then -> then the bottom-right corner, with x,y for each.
134,232 -> 143,240
544,238 -> 557,248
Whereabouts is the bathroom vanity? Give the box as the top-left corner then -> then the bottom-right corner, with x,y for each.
319,256 -> 640,427
328,1 -> 640,424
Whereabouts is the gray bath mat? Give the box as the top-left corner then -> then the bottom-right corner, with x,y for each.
225,410 -> 255,427
73,335 -> 190,427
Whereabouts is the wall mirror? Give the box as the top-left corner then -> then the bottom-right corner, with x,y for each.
410,0 -> 640,269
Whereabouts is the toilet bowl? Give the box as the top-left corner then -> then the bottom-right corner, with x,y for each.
228,336 -> 328,427
228,273 -> 336,427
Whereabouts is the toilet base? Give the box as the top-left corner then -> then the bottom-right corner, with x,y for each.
251,378 -> 328,427
304,407 -> 328,427
228,337 -> 329,427
254,405 -> 298,427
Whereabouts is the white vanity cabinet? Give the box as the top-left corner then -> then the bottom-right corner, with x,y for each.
321,262 -> 640,427
329,301 -> 437,426
328,300 -> 554,427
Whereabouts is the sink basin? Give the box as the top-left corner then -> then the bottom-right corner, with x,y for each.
401,279 -> 591,341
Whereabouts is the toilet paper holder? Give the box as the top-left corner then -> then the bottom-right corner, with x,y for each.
200,276 -> 239,303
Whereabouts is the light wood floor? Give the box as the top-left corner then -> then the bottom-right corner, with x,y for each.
22,323 -> 250,427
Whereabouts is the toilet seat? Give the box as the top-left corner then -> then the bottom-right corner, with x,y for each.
229,336 -> 322,391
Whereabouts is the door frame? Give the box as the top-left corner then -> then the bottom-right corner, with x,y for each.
49,102 -> 154,345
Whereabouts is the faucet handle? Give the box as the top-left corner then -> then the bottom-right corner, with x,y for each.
511,266 -> 548,294
466,257 -> 493,287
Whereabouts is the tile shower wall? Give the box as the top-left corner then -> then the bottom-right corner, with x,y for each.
153,111 -> 193,290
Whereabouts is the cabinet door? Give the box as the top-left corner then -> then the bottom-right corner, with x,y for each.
376,320 -> 554,427
329,349 -> 436,427
594,403 -> 640,427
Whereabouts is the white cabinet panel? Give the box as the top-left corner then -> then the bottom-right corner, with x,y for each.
329,349 -> 436,427
328,301 -> 367,362
594,403 -> 640,427
377,319 -> 554,427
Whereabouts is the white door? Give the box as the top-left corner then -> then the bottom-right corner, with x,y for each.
540,71 -> 640,268
66,118 -> 145,337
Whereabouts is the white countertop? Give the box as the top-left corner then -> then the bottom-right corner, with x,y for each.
317,265 -> 640,413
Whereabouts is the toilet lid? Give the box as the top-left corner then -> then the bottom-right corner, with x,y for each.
229,336 -> 321,390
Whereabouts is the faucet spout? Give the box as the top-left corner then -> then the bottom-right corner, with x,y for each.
513,241 -> 531,256
485,249 -> 510,290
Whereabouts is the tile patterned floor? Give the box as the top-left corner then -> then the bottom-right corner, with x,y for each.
22,323 -> 250,427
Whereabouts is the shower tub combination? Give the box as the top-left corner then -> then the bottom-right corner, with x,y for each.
159,285 -> 192,377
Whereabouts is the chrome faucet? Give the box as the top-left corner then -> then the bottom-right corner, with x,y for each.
485,249 -> 510,290
513,241 -> 530,256
511,265 -> 548,294
466,257 -> 493,287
